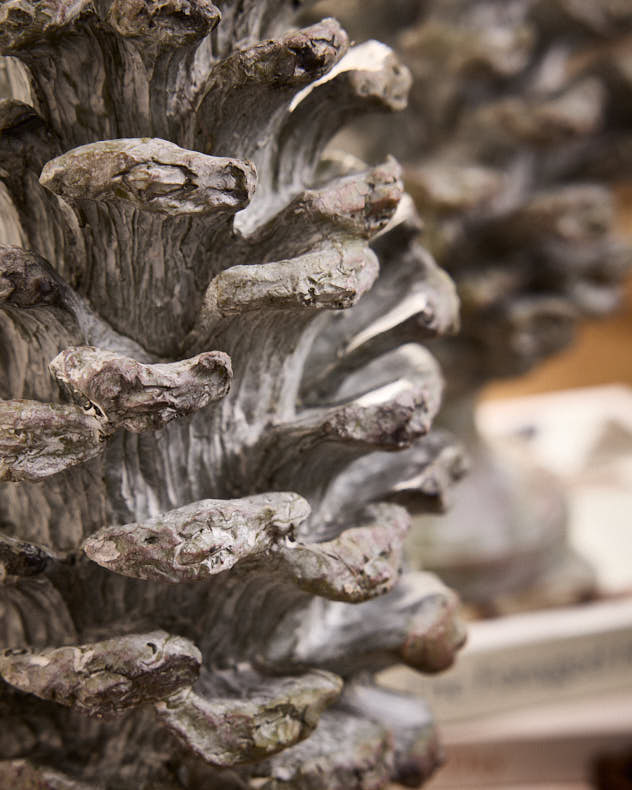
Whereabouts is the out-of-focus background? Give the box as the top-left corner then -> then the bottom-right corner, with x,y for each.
383,189 -> 632,789
485,185 -> 632,398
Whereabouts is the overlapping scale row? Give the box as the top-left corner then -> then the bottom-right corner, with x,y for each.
0,2 -> 466,787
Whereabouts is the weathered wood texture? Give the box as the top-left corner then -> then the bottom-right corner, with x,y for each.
0,1 -> 466,787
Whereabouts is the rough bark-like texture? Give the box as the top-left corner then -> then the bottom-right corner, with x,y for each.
308,0 -> 632,608
0,631 -> 202,715
0,1 -> 466,787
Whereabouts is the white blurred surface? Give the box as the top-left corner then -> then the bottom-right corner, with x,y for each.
394,386 -> 632,788
478,385 -> 632,595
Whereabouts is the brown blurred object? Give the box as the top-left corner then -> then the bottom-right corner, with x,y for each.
594,748 -> 632,790
485,185 -> 632,399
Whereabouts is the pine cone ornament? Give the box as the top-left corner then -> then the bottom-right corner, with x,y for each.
0,1 -> 466,787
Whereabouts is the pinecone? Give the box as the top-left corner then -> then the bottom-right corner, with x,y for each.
0,1 -> 466,787
307,0 -> 632,609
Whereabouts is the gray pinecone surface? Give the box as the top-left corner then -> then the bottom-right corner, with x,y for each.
0,1 -> 466,787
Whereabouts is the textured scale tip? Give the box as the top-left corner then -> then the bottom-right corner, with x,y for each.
40,139 -> 257,216
107,0 -> 222,45
50,347 -> 233,432
82,492 -> 312,583
0,631 -> 202,716
155,667 -> 343,766
0,400 -> 106,482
